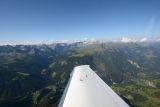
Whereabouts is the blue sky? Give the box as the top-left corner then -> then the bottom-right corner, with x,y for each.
0,0 -> 160,44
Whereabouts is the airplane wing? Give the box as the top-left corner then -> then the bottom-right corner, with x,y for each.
58,65 -> 129,107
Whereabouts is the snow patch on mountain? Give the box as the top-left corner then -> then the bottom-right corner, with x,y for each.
128,59 -> 140,69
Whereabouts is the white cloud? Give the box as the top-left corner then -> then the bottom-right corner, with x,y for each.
121,37 -> 148,43
0,40 -> 55,46
121,37 -> 136,43
139,37 -> 147,42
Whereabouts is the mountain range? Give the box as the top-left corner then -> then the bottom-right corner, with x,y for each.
0,41 -> 160,107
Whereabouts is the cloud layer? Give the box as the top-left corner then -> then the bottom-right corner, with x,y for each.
121,37 -> 148,43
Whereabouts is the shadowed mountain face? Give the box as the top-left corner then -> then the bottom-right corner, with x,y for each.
0,42 -> 160,107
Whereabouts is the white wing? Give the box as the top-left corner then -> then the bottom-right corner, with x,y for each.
58,65 -> 129,107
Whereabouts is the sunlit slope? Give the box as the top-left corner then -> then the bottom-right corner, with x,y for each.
59,65 -> 129,107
